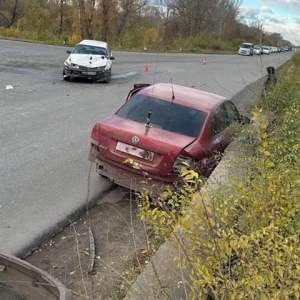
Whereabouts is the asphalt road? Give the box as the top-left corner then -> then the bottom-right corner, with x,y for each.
0,39 -> 293,256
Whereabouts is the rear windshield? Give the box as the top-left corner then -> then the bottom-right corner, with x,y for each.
116,94 -> 207,138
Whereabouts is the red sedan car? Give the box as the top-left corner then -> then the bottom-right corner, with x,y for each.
89,83 -> 248,195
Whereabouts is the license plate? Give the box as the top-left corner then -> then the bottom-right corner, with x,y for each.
116,142 -> 154,161
83,71 -> 96,75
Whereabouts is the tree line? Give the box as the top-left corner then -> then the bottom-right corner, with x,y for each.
0,0 -> 291,50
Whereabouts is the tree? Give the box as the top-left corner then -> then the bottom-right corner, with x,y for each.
116,0 -> 148,36
213,0 -> 242,41
0,0 -> 24,27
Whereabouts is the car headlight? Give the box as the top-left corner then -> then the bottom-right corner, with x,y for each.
96,66 -> 106,71
71,63 -> 79,69
172,155 -> 195,174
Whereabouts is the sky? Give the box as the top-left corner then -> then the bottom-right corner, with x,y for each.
239,0 -> 300,45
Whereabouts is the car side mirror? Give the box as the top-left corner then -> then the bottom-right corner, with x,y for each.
66,50 -> 71,54
110,56 -> 115,60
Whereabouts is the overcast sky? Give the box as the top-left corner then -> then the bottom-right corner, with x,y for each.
239,0 -> 300,45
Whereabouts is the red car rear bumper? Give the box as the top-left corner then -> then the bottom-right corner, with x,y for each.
94,158 -> 179,198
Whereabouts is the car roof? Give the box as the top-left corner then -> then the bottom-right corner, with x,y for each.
137,83 -> 227,113
78,39 -> 108,48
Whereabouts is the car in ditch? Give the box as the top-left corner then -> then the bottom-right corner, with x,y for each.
89,83 -> 249,196
63,39 -> 115,83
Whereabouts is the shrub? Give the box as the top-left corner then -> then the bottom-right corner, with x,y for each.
138,51 -> 300,299
0,27 -> 21,38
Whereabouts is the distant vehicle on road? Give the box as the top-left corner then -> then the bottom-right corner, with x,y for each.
63,39 -> 115,83
253,45 -> 262,55
89,83 -> 250,196
238,43 -> 254,56
262,46 -> 271,55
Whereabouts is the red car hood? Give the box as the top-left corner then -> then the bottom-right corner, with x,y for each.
96,115 -> 196,177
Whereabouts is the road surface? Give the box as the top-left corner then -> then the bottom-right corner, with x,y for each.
0,39 -> 293,256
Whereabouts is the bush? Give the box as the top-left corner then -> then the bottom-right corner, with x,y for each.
138,51 -> 300,299
0,27 -> 21,38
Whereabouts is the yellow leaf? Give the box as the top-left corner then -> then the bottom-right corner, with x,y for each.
260,123 -> 267,129
261,132 -> 268,139
124,158 -> 133,164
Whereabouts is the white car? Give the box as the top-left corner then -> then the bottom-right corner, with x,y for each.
262,46 -> 271,55
63,40 -> 115,83
253,45 -> 262,55
238,43 -> 254,56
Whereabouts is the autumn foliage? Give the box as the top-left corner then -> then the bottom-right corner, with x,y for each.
138,51 -> 300,299
0,0 -> 292,50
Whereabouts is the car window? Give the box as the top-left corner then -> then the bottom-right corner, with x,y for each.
211,102 -> 240,136
107,46 -> 112,56
73,45 -> 85,54
116,94 -> 207,138
241,44 -> 252,48
91,47 -> 107,55
73,45 -> 107,56
224,101 -> 240,125
211,104 -> 228,135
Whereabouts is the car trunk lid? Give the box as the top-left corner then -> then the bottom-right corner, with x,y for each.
96,115 -> 195,177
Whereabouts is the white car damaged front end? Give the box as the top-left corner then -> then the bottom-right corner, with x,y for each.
63,54 -> 112,82
63,38 -> 116,83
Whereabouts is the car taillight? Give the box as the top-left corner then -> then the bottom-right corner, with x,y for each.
172,155 -> 195,175
91,123 -> 100,144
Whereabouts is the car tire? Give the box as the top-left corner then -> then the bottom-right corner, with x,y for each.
63,70 -> 70,81
103,70 -> 111,83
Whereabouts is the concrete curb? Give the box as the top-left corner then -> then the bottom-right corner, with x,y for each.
123,64 -> 283,299
123,142 -> 244,300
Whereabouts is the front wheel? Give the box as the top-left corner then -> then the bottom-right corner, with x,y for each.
63,69 -> 70,81
103,70 -> 111,83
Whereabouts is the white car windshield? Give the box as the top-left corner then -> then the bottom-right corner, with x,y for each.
73,45 -> 107,56
241,44 -> 252,48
